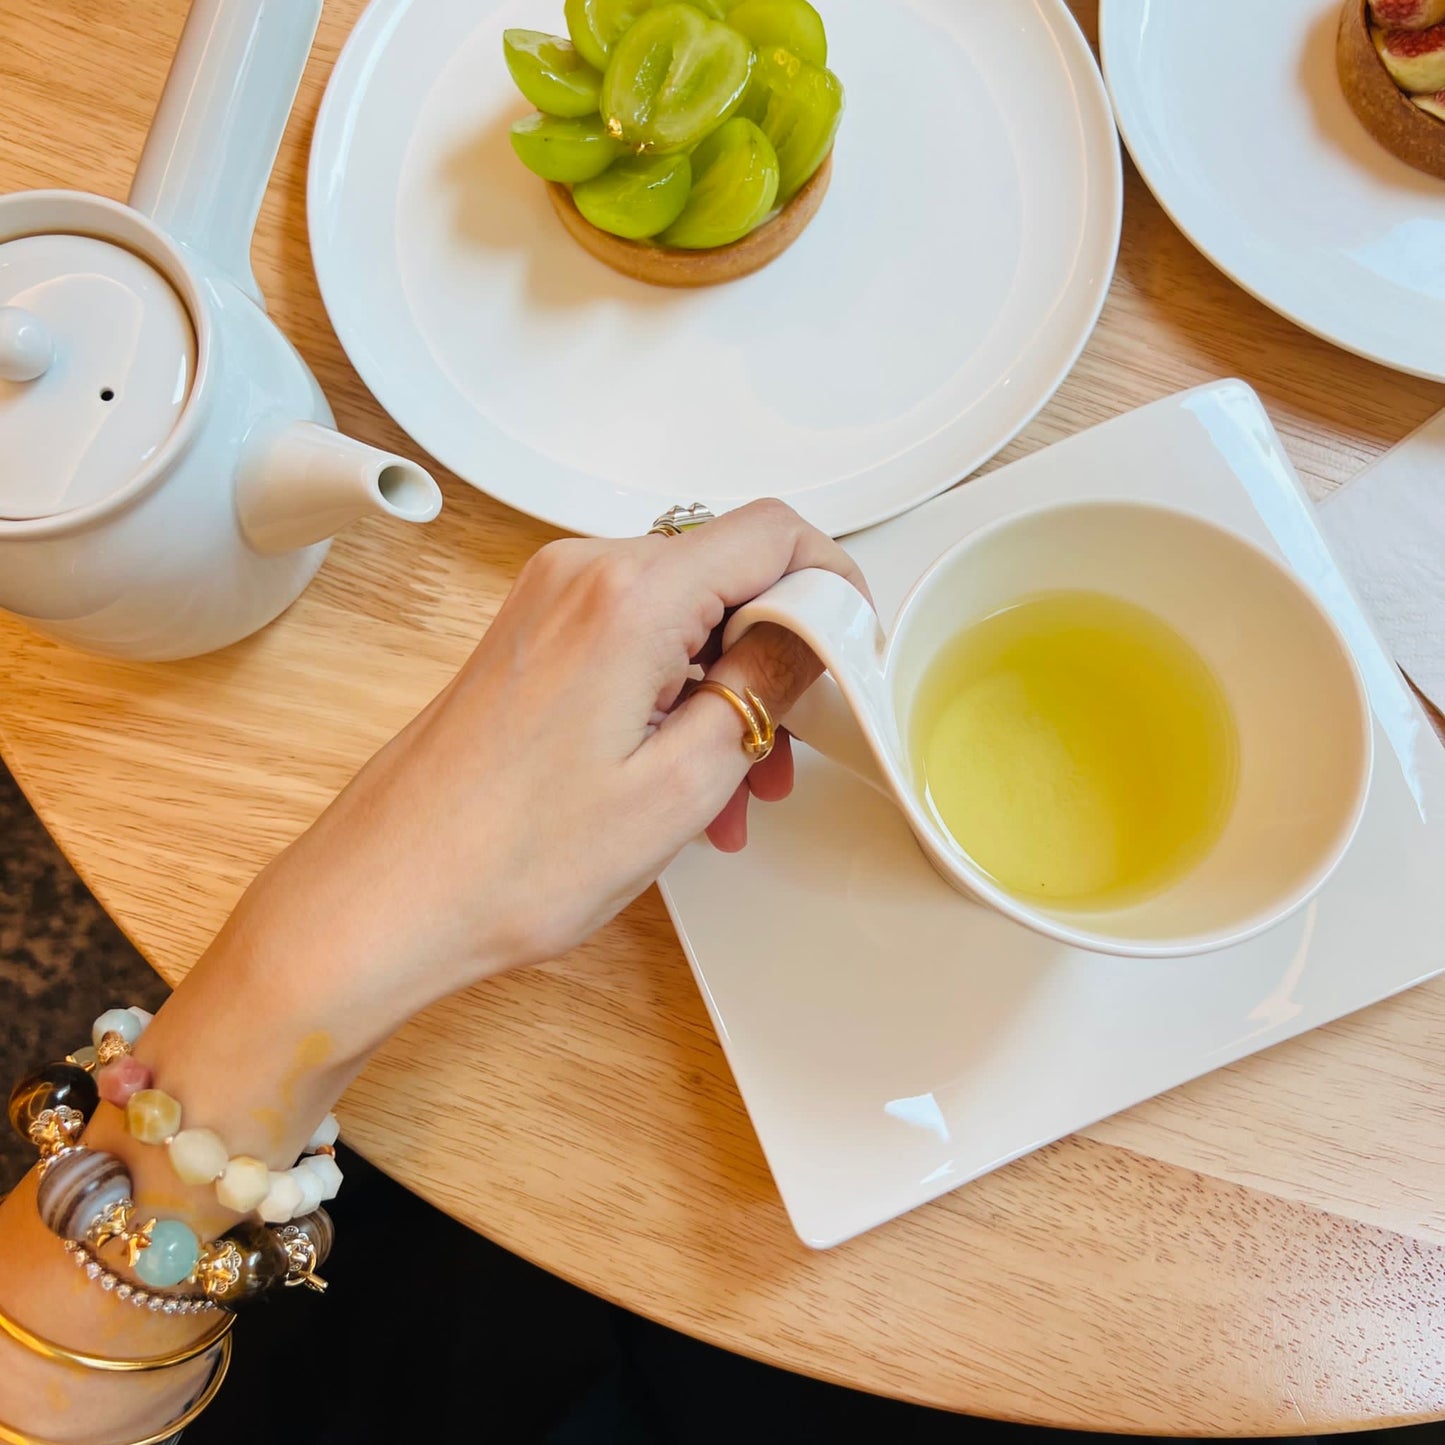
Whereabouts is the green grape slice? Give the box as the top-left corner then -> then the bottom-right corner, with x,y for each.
503,30 -> 604,118
740,45 -> 842,201
601,4 -> 754,153
659,116 -> 778,248
565,0 -> 650,70
510,113 -> 625,183
724,0 -> 826,68
573,152 -> 693,238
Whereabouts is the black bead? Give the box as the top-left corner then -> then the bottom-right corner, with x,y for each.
214,1220 -> 290,1306
7,1063 -> 99,1142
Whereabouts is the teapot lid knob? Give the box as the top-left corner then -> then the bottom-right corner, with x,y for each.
0,235 -> 196,523
0,306 -> 53,382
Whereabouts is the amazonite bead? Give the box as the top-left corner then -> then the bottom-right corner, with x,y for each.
291,1165 -> 326,1218
133,1218 -> 199,1288
125,1088 -> 181,1144
168,1128 -> 228,1185
125,1007 -> 154,1031
215,1155 -> 270,1213
296,1153 -> 343,1203
68,1045 -> 98,1070
258,1170 -> 304,1224
97,1056 -> 153,1108
306,1113 -> 340,1152
92,1009 -> 143,1051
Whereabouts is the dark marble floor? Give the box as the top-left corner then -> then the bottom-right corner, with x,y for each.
4,759 -> 1443,1444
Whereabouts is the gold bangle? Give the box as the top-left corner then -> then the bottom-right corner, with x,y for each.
692,679 -> 776,762
0,1291 -> 232,1372
0,1330 -> 230,1445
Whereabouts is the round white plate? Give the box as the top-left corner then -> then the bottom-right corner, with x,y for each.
309,0 -> 1120,537
1102,0 -> 1445,382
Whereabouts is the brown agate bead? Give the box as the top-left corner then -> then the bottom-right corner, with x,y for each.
8,1064 -> 99,1141
35,1147 -> 132,1241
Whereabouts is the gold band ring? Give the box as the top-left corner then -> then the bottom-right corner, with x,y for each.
648,503 -> 716,537
693,680 -> 776,762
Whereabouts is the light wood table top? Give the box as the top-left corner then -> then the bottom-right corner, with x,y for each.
4,1 -> 1445,1434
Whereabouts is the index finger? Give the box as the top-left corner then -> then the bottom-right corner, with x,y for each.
653,498 -> 872,618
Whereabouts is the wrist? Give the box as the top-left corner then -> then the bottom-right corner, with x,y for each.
242,822 -> 524,1028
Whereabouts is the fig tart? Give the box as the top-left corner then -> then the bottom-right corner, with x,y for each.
1338,0 -> 1445,178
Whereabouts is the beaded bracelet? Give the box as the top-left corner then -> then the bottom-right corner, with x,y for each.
8,1062 -> 333,1308
85,1006 -> 343,1224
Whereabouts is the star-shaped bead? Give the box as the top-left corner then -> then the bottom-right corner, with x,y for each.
86,1199 -> 135,1251
124,1216 -> 156,1268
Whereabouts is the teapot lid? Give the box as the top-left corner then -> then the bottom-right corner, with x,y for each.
0,234 -> 196,522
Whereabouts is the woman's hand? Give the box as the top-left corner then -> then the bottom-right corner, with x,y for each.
240,499 -> 867,1041
0,501 -> 869,1445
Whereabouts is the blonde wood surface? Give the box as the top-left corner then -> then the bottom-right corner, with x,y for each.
3,0 -> 1445,1433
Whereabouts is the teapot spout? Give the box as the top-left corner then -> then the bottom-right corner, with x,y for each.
239,421 -> 442,556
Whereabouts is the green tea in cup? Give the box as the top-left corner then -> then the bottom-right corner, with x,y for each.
909,590 -> 1239,911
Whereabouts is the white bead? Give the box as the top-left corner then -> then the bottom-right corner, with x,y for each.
215,1155 -> 270,1213
305,1114 -> 340,1152
168,1128 -> 228,1185
258,1170 -> 304,1224
92,1008 -> 142,1049
295,1152 -> 344,1202
290,1165 -> 326,1218
125,1006 -> 154,1032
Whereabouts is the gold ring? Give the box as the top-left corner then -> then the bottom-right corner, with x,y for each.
694,679 -> 775,762
648,503 -> 716,537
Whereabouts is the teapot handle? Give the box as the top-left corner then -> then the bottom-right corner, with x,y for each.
128,0 -> 322,305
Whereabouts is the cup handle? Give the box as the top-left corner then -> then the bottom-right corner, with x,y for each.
721,568 -> 895,797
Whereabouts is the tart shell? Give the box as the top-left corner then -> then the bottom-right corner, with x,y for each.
1338,0 -> 1445,179
546,151 -> 834,287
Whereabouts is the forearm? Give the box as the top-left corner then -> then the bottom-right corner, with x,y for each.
0,869 -> 395,1443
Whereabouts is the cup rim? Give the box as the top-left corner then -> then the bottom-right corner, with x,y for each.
880,497 -> 1375,959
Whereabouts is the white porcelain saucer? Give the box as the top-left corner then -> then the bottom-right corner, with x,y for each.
659,381 -> 1445,1249
308,0 -> 1120,537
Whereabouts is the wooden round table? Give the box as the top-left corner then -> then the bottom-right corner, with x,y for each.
5,1 -> 1445,1434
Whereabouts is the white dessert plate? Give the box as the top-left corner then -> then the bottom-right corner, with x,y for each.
1101,0 -> 1445,381
308,0 -> 1121,537
659,381 -> 1445,1248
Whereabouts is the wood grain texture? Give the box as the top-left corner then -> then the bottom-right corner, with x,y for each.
3,0 -> 1445,1432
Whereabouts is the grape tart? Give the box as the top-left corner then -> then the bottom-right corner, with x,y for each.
505,1 -> 844,287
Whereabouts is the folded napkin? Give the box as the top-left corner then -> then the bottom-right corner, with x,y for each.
1318,409 -> 1445,718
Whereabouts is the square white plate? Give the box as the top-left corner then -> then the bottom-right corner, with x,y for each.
659,381 -> 1445,1249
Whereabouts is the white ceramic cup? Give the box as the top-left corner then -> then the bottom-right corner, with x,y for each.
721,501 -> 1373,958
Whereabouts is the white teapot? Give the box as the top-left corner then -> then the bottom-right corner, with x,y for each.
0,0 -> 442,660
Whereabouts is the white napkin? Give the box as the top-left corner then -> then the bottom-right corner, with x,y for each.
1317,410 -> 1445,716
